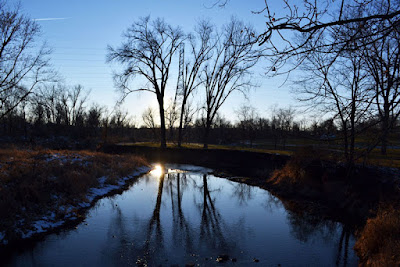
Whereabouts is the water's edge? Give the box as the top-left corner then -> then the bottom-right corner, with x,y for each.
0,166 -> 151,247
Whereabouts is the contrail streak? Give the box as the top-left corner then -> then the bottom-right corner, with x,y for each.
34,17 -> 71,21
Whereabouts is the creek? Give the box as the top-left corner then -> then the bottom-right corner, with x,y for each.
4,164 -> 358,266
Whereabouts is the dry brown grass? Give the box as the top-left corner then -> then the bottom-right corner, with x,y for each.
0,148 -> 148,231
355,205 -> 400,266
268,147 -> 332,188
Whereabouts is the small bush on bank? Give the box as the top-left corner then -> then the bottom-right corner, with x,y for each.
355,205 -> 400,266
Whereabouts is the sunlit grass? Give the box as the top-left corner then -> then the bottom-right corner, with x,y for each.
121,142 -> 294,156
353,147 -> 400,168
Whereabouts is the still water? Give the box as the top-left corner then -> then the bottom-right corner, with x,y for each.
5,164 -> 358,266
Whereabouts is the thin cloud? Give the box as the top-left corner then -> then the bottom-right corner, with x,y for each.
34,17 -> 71,21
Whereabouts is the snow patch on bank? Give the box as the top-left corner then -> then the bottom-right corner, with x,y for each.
43,153 -> 93,166
20,220 -> 66,239
86,166 -> 150,202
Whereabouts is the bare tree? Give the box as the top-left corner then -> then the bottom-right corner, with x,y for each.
214,1 -> 400,157
359,5 -> 400,155
201,18 -> 262,148
253,0 -> 400,72
236,104 -> 258,147
176,20 -> 215,147
165,98 -> 179,141
270,106 -> 295,149
68,85 -> 88,127
0,1 -> 52,120
37,83 -> 63,124
86,104 -> 104,137
142,107 -> 158,140
107,16 -> 184,148
296,38 -> 372,166
109,108 -> 129,129
48,84 -> 89,126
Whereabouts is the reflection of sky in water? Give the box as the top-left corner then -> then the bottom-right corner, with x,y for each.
5,164 -> 358,266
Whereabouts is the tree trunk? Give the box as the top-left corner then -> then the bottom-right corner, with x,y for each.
381,129 -> 388,155
203,121 -> 211,149
349,101 -> 356,165
177,100 -> 186,148
380,111 -> 389,155
154,172 -> 164,219
158,97 -> 167,148
168,126 -> 174,142
343,124 -> 349,163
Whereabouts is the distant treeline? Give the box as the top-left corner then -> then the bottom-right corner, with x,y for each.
1,84 -> 395,152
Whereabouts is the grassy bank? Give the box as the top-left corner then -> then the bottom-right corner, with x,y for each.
0,148 -> 149,245
118,141 -> 294,156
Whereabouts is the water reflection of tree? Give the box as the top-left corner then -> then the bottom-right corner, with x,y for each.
141,169 -> 165,259
198,174 -> 231,252
100,200 -> 135,265
166,172 -> 193,252
143,171 -> 245,263
229,180 -> 254,206
285,208 -> 354,267
335,225 -> 352,267
103,166 -> 167,265
103,169 -> 248,265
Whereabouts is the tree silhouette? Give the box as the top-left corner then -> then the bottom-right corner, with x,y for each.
0,1 -> 53,119
108,16 -> 184,148
201,18 -> 262,148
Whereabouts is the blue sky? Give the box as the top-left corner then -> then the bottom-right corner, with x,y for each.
20,0 -> 298,124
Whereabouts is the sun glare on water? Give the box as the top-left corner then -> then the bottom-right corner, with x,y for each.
150,164 -> 164,177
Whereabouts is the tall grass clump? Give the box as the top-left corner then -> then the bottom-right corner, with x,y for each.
354,205 -> 400,266
268,146 -> 333,189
